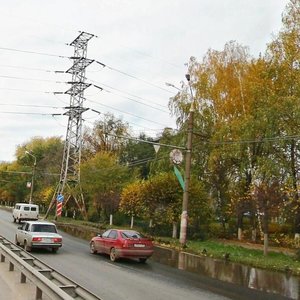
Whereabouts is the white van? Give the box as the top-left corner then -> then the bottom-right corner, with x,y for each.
12,203 -> 39,223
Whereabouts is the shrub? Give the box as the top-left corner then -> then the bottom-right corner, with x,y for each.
87,208 -> 100,222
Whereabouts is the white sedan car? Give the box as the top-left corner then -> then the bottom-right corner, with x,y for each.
15,221 -> 62,253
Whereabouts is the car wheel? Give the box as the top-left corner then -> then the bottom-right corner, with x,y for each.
15,235 -> 20,246
24,241 -> 31,252
110,248 -> 117,262
13,218 -> 16,223
90,242 -> 97,254
52,248 -> 58,253
139,258 -> 147,263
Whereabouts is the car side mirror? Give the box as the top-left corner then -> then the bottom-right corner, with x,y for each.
97,233 -> 102,237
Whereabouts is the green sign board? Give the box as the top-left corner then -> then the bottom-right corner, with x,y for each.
174,166 -> 184,190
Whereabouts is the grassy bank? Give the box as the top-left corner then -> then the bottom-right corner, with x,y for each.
154,237 -> 300,275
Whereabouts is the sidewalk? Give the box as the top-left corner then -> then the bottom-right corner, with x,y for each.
0,259 -> 50,300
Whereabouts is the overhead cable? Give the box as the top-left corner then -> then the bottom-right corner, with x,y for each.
0,46 -> 68,58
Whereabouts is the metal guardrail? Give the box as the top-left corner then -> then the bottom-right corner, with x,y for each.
0,235 -> 102,300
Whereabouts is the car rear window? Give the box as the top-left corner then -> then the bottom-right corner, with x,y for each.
121,231 -> 143,239
31,207 -> 37,211
31,224 -> 57,233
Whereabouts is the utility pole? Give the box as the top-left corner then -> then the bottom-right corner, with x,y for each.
179,74 -> 195,246
25,151 -> 36,204
45,32 -> 95,219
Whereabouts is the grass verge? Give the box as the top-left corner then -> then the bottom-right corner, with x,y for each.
155,237 -> 300,276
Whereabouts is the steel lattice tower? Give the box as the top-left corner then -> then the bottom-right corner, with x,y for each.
45,32 -> 95,219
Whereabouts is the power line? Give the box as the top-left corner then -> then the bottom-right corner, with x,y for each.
0,52 -> 173,114
0,46 -> 68,58
0,169 -> 59,177
0,46 -> 176,96
96,61 -> 174,94
86,97 -> 170,127
0,103 -> 62,109
87,77 -> 168,110
192,134 -> 300,147
85,118 -> 163,133
87,81 -> 169,114
104,131 -> 185,150
0,111 -> 62,116
0,63 -> 56,73
0,87 -> 53,94
0,74 -> 67,84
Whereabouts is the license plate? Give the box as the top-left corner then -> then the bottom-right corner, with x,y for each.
43,238 -> 52,243
134,244 -> 145,248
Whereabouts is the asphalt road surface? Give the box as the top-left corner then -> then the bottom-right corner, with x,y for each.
0,209 -> 290,300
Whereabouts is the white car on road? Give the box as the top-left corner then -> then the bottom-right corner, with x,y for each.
12,203 -> 39,223
15,221 -> 62,253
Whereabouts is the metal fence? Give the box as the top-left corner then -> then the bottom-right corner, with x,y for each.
0,236 -> 102,300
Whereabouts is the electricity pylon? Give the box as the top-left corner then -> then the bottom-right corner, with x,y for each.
45,32 -> 95,219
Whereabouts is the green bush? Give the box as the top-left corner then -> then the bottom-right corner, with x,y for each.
268,223 -> 292,234
111,211 -> 129,226
208,222 -> 227,238
87,208 -> 100,222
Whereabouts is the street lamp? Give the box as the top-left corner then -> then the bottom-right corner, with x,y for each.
165,82 -> 182,91
25,150 -> 36,204
179,73 -> 195,247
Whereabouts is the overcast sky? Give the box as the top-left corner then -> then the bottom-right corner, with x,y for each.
0,0 -> 289,162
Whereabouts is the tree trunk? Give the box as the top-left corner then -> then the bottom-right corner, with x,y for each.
251,212 -> 256,242
295,212 -> 300,239
251,229 -> 257,242
238,228 -> 243,240
130,215 -> 134,229
149,219 -> 153,228
262,202 -> 268,256
291,140 -> 300,239
263,233 -> 268,256
172,222 -> 177,239
237,213 -> 243,240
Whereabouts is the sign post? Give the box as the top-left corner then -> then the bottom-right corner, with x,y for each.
56,194 -> 64,218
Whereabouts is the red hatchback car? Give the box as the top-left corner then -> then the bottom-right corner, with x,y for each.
90,229 -> 154,263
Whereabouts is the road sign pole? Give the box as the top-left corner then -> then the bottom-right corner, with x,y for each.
56,194 -> 64,218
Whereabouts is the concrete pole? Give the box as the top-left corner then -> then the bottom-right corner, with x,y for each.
26,151 -> 36,204
179,74 -> 195,246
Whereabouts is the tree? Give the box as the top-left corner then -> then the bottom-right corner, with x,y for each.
0,136 -> 63,207
252,180 -> 284,255
171,42 -> 263,239
120,171 -> 210,239
81,151 -> 134,222
266,0 -> 300,238
143,172 -> 182,237
0,161 -> 28,204
119,133 -> 156,179
119,181 -> 145,228
83,113 -> 129,158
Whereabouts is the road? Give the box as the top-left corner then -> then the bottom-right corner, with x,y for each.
0,209 -> 289,300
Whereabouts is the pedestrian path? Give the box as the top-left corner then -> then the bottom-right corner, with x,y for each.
0,259 -> 50,300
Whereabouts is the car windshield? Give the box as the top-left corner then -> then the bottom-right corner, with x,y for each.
31,224 -> 57,233
121,231 -> 144,239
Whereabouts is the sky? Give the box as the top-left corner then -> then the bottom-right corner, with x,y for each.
0,0 -> 290,162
